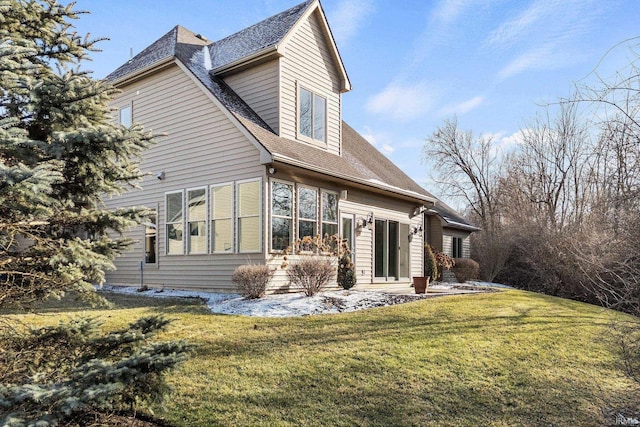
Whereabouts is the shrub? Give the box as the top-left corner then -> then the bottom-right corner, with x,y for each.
337,253 -> 357,290
424,244 -> 438,283
232,264 -> 274,299
287,257 -> 334,296
452,258 -> 480,283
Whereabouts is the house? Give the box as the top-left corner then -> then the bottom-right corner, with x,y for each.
104,0 -> 472,293
425,201 -> 480,259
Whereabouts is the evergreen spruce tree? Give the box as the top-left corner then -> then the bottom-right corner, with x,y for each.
424,244 -> 438,283
0,1 -> 190,425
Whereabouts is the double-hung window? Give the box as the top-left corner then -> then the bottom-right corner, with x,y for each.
144,209 -> 157,264
452,236 -> 463,258
298,86 -> 326,143
237,180 -> 261,252
187,188 -> 207,254
298,187 -> 317,239
271,181 -> 293,251
211,183 -> 234,253
165,191 -> 184,255
321,191 -> 338,238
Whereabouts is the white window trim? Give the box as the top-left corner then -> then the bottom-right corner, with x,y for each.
186,186 -> 208,255
296,82 -> 327,147
165,190 -> 184,256
237,178 -> 263,254
143,203 -> 159,267
320,189 -> 339,238
210,181 -> 235,254
340,212 -> 356,263
119,102 -> 132,127
270,178 -> 295,253
372,217 -> 411,282
297,184 -> 318,240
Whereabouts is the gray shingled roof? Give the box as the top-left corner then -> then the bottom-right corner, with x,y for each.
429,202 -> 480,231
105,1 -> 435,203
211,0 -> 313,69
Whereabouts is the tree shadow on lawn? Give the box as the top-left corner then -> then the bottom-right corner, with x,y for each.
177,339 -> 635,427
194,294 -> 611,360
0,291 -> 209,315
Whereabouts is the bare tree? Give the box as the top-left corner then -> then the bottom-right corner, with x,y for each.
507,101 -> 592,231
423,117 -> 503,231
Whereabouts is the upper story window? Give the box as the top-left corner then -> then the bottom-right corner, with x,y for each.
298,86 -> 326,144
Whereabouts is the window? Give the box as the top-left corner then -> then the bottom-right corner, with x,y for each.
165,191 -> 184,255
187,188 -> 206,254
341,214 -> 355,262
374,219 -> 409,280
321,191 -> 338,238
298,86 -> 326,143
452,236 -> 463,258
237,180 -> 261,252
271,181 -> 293,251
211,183 -> 233,253
119,105 -> 132,127
144,210 -> 157,264
399,223 -> 410,278
298,187 -> 317,239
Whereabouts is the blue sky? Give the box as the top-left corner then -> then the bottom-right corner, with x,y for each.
73,0 -> 640,204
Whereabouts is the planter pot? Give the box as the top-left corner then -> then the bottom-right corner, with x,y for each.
413,276 -> 430,294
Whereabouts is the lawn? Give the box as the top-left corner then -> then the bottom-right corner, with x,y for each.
6,290 -> 640,426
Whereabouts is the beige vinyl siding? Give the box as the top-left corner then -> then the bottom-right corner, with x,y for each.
104,64 -> 266,293
224,60 -> 280,133
280,9 -> 341,155
442,229 -> 472,258
442,234 -> 452,259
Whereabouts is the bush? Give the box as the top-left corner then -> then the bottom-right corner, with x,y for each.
452,258 -> 480,283
337,253 -> 357,290
232,264 -> 274,299
424,244 -> 438,283
287,257 -> 334,296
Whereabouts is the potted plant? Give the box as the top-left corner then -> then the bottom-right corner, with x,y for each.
413,276 -> 430,294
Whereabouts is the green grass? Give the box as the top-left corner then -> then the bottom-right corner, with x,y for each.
6,290 -> 640,426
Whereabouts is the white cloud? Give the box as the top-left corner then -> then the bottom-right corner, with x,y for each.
441,96 -> 484,115
497,45 -> 552,79
484,0 -> 551,49
328,0 -> 375,46
380,144 -> 394,155
430,0 -> 471,26
486,0 -> 601,79
361,126 -> 395,155
483,130 -> 524,156
366,81 -> 434,122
